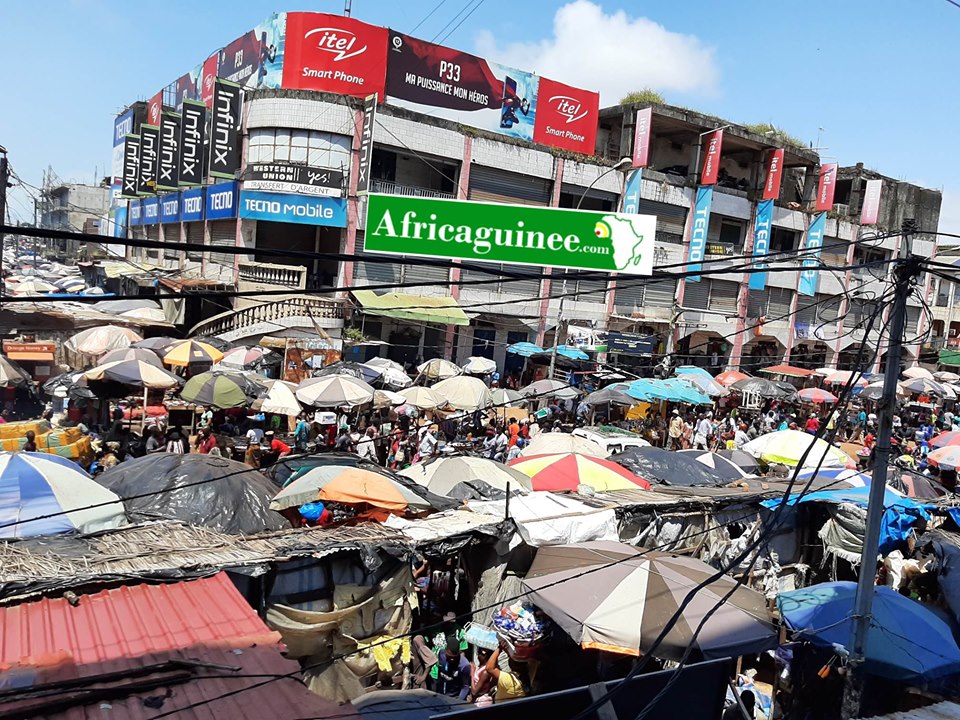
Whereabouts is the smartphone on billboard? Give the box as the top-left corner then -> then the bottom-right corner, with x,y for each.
500,76 -> 518,129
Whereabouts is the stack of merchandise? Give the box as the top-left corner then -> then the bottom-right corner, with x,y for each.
492,602 -> 549,660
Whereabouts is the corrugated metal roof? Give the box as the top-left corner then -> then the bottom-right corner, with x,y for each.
866,702 -> 960,720
0,573 -> 350,719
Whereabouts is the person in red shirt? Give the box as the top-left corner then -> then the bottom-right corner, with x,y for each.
196,428 -> 218,454
804,415 -> 820,435
507,417 -> 520,448
264,430 -> 291,457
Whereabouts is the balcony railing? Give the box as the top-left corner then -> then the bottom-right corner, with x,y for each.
189,296 -> 344,338
238,261 -> 307,289
370,179 -> 455,200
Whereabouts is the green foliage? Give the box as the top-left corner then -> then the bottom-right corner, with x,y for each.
619,88 -> 665,106
343,327 -> 367,343
743,122 -> 806,148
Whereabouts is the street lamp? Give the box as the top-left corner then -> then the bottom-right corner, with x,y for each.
575,157 -> 632,209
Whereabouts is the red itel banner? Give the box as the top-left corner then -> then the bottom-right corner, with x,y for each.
533,78 -> 598,155
147,91 -> 164,128
282,12 -> 387,98
201,52 -> 219,109
632,106 -> 653,168
762,148 -> 785,200
815,162 -> 838,212
700,129 -> 724,185
860,179 -> 882,225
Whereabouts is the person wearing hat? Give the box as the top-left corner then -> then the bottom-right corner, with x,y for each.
507,436 -> 525,462
263,430 -> 291,458
668,409 -> 684,450
418,423 -> 439,460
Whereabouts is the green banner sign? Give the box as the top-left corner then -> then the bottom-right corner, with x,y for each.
363,194 -> 656,275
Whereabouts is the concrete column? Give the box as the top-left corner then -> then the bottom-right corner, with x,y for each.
536,157 -> 564,347
234,99 -> 251,287
871,234 -> 903,373
729,201 -> 758,372
784,213 -> 813,363
340,107 -> 364,292
444,136 -> 472,355
668,186 -> 696,357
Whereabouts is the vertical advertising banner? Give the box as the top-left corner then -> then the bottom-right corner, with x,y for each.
218,13 -> 286,90
111,110 -> 134,188
762,148 -> 784,200
632,107 -> 653,168
799,211 -> 827,297
201,52 -> 220,109
532,78 -> 599,155
385,30 -> 539,142
120,134 -> 140,199
699,129 -> 724,185
171,64 -> 202,110
282,12 -> 388,98
209,78 -> 243,180
147,91 -> 164,128
621,169 -> 643,214
137,124 -> 160,196
157,111 -> 181,192
357,93 -> 378,195
687,186 -> 714,282
748,199 -> 775,291
178,100 -> 206,187
815,163 -> 838,212
860,179 -> 882,225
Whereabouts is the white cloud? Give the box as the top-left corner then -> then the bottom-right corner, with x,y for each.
475,0 -> 718,104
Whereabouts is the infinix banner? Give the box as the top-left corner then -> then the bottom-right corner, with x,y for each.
178,100 -> 206,187
120,133 -> 140,200
686,185 -> 714,282
748,199 -> 774,291
157,111 -> 181,192
137,124 -> 159,196
799,211 -> 827,297
209,78 -> 242,180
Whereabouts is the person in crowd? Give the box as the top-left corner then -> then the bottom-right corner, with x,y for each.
263,430 -> 291,459
668,409 -> 684,450
197,407 -> 214,431
244,440 -> 262,469
246,422 -> 265,445
196,427 -> 218,454
334,424 -> 353,452
357,426 -> 378,463
418,423 -> 439,461
469,647 -> 497,706
805,414 -> 821,435
482,642 -> 531,703
507,436 -> 525,462
144,426 -> 163,454
694,413 -> 712,451
165,427 -> 187,454
507,417 -> 520,448
733,422 -> 750,450
429,636 -> 471,699
294,413 -> 311,452
22,430 -> 37,452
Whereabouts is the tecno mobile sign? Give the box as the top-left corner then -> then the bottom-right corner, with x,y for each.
364,195 -> 655,275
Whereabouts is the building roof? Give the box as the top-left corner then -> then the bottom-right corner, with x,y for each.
352,290 -> 470,326
0,572 -> 351,719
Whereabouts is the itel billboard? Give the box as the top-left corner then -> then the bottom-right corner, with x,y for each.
282,12 -> 388,98
532,77 -> 599,155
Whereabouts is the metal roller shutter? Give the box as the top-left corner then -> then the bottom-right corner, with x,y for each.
403,258 -> 450,286
747,288 -> 769,318
208,220 -> 236,267
145,225 -> 161,261
768,288 -> 792,319
162,224 -> 179,261
816,294 -> 842,323
710,280 -> 739,314
906,305 -> 921,334
354,234 -> 400,287
468,166 -> 551,206
638,199 -> 687,243
794,303 -> 817,327
644,278 -> 676,309
683,280 -> 710,310
615,280 -> 644,314
185,222 -> 204,261
560,183 -> 617,204
501,265 -> 541,297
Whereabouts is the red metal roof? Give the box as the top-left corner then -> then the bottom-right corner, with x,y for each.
0,573 -> 352,719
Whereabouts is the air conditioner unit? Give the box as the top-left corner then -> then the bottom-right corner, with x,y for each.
834,204 -> 850,217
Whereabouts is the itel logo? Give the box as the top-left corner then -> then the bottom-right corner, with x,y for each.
150,104 -> 160,123
548,95 -> 587,124
204,74 -> 214,92
304,27 -> 367,61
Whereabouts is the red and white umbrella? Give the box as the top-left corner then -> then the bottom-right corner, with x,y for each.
797,387 -> 838,404
928,446 -> 960,472
219,346 -> 273,370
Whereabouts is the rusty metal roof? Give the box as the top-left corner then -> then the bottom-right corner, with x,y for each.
0,573 -> 350,718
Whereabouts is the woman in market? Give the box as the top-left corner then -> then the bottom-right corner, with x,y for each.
482,641 -> 533,703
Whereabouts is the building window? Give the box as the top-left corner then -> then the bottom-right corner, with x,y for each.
248,128 -> 351,170
770,227 -> 798,254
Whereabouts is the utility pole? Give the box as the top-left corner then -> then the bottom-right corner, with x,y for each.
841,218 -> 922,719
0,147 -> 9,253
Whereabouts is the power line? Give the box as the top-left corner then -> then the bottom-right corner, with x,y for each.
410,0 -> 448,34
437,0 -> 485,45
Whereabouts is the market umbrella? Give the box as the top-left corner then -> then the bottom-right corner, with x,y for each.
92,298 -> 162,315
54,276 -> 86,293
432,375 -> 494,411
674,365 -> 714,380
417,358 -> 462,380
519,433 -> 608,458
181,371 -> 265,409
462,356 -> 497,375
218,346 -> 275,371
742,429 -> 854,469
778,581 -> 960,680
903,366 -> 934,380
509,453 -> 650,492
0,453 -> 126,539
928,446 -> 960,472
583,387 -> 637,407
543,345 -> 589,361
97,454 -> 288,534
65,325 -> 143,356
797,387 -> 839,404
0,355 -> 32,388
729,376 -> 792,398
296,375 -> 375,408
934,371 -> 960,383
130,336 -> 177,354
370,363 -> 412,389
99,347 -> 163,369
519,378 -> 580,401
675,450 -> 750,481
794,467 -> 873,489
491,388 -> 524,406
611,446 -> 728,487
888,467 -> 946,499
675,373 -> 727,398
373,389 -> 406,409
42,371 -> 95,400
506,342 -> 545,357
193,335 -> 233,352
822,370 -> 869,387
859,381 -> 890,401
83,359 -> 183,389
252,379 -> 302,416
900,377 -> 950,396
120,307 -> 167,323
759,364 -> 815,378
523,542 -> 776,660
399,385 -> 445,410
10,279 -> 57,295
314,360 -> 382,384
716,449 -> 761,475
365,357 -> 407,374
930,431 -> 960,449
162,339 -> 224,368
353,690 -> 461,720
270,466 -> 433,512
400,455 -> 532,500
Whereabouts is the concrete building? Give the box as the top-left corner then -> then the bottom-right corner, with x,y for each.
41,180 -> 111,258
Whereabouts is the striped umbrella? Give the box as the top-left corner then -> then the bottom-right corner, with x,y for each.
181,371 -> 265,409
795,467 -> 873,488
219,346 -> 275,371
509,452 -> 650,492
65,325 -> 143,356
400,456 -> 532,500
797,387 -> 839,404
417,358 -> 462,380
742,430 -> 854,469
162,340 -> 224,368
130,336 -> 177,354
928,446 -> 960,472
270,466 -> 432,512
0,453 -> 126,538
931,431 -> 960,450
84,359 -> 183,390
522,542 -> 776,660
296,375 -> 375,408
100,347 -> 163,368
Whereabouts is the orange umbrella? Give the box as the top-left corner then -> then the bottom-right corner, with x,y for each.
271,466 -> 431,512
715,370 -> 749,387
162,340 -> 224,368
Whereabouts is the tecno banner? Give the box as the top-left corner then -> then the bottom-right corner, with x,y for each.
799,211 -> 827,296
157,111 -> 181,192
137,124 -> 160,196
385,31 -> 539,143
218,13 -> 286,91
209,78 -> 243,180
239,189 -> 347,227
282,12 -> 388,98
532,77 -> 599,155
178,99 -> 206,187
112,109 -> 134,188
748,199 -> 775,291
363,194 -> 656,275
120,134 -> 140,200
686,185 -> 714,282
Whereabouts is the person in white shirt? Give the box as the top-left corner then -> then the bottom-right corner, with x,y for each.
418,425 -> 438,459
357,426 -> 378,463
733,423 -> 750,449
694,414 -> 712,451
507,438 -> 525,462
246,425 -> 264,444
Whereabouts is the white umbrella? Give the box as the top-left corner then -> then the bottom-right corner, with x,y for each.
253,380 -> 301,416
296,375 -> 375,408
0,355 -> 32,387
518,433 -> 608,458
934,371 -> 960,383
417,358 -> 462,380
371,364 -> 412,388
675,374 -> 727,397
491,388 -> 524,406
399,385 -> 445,410
400,456 -> 532,499
520,379 -> 580,401
462,356 -> 497,375
83,359 -> 182,390
65,325 -> 143,356
119,307 -> 168,323
374,389 -> 407,408
366,357 -> 407,374
432,375 -> 493,411
903,366 -> 934,380
9,279 -> 57,295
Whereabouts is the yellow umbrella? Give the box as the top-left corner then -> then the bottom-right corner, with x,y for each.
162,340 -> 224,368
509,453 -> 650,492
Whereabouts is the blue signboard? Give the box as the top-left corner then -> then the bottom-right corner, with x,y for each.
686,185 -> 714,282
748,199 -> 774,291
799,211 -> 827,297
129,199 -> 142,226
160,193 -> 180,223
181,187 -> 205,222
113,206 -> 128,238
238,190 -> 347,228
205,180 -> 238,220
621,169 -> 642,214
142,197 -> 160,225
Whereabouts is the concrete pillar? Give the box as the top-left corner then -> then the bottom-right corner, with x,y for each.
444,136 -> 472,355
668,186 -> 697,358
730,199 -> 759,372
832,229 -> 859,367
784,213 -> 813,363
340,106 -> 364,292
536,157 -> 564,347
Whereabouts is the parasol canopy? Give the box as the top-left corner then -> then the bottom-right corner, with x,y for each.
519,433 -> 608,458
271,466 -> 434,512
432,375 -> 494,411
365,357 -> 407,374
181,371 -> 266,409
218,346 -> 275,371
903,366 -> 934,380
417,358 -> 462,380
373,389 -> 406,409
674,365 -> 714,379
313,360 -> 382,384
523,542 -> 776,660
400,455 -> 532,500
0,453 -> 126,539
742,429 -> 854,469
130,336 -> 177,354
582,387 -> 637,407
901,377 -> 950,397
296,375 -> 375,408
675,373 -> 727,398
934,371 -> 960,383
398,385 -> 445,410
716,449 -> 760,475
162,339 -> 224,368
729,376 -> 793,398
99,347 -> 163,368
520,378 -> 580,401
797,387 -> 839,404
611,446 -> 728,487
675,450 -> 750,481
794,467 -> 873,489
252,379 -> 302,416
83,359 -> 182,389
509,452 -> 650,492
714,370 -> 749,387
9,279 -> 57,295
491,388 -> 524,406
120,307 -> 167,323
0,355 -> 33,388
370,363 -> 412,389
758,364 -> 815,378
931,431 -> 960,450
65,325 -> 143,356
462,356 -> 497,375
822,370 -> 869,387
92,298 -> 161,315
928,445 -> 960,472
778,581 -> 960,680
506,342 -> 544,357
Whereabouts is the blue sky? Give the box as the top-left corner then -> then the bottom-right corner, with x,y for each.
2,0 -> 958,233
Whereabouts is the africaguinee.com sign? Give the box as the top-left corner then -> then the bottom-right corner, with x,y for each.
363,195 -> 656,275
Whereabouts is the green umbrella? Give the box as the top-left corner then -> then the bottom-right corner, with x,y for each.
180,371 -> 262,409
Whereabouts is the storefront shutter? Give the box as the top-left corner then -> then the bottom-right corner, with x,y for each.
644,278 -> 676,309
208,220 -> 236,268
683,280 -> 710,310
638,198 -> 687,242
614,280 -> 645,314
710,279 -> 739,315
768,287 -> 793,319
747,288 -> 769,318
468,166 -> 551,206
354,234 -> 400,287
185,222 -> 204,260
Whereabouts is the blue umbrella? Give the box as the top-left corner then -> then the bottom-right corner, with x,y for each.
534,345 -> 590,361
506,342 -> 545,357
778,581 -> 960,680
675,365 -> 715,380
796,467 -> 872,488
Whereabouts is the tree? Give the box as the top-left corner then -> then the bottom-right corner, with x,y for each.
619,88 -> 665,106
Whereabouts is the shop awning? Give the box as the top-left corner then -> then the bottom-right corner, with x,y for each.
6,351 -> 54,362
940,349 -> 960,367
759,364 -> 815,378
352,290 -> 470,326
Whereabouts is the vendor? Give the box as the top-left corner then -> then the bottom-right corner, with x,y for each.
483,642 -> 533,703
263,430 -> 291,458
